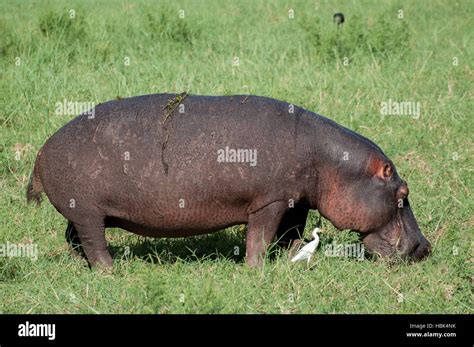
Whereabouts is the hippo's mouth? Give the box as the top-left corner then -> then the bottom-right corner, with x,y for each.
358,202 -> 431,261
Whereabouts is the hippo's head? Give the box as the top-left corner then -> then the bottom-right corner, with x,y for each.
316,152 -> 431,262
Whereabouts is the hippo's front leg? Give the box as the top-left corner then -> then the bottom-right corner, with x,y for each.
246,201 -> 287,267
276,204 -> 309,248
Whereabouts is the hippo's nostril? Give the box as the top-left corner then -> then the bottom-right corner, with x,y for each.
397,184 -> 409,201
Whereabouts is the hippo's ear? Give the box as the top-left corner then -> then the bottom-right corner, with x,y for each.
367,156 -> 393,181
380,163 -> 393,179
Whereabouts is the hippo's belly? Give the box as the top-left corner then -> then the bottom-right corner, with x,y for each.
105,205 -> 248,237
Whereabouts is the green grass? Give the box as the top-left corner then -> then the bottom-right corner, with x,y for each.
0,0 -> 472,313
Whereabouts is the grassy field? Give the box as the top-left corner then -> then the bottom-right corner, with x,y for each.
0,0 -> 472,313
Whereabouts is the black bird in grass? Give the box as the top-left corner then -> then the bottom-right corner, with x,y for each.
333,12 -> 345,27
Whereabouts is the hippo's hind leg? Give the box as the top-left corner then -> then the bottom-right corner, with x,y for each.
276,204 -> 309,249
246,201 -> 287,267
71,219 -> 113,269
65,221 -> 85,259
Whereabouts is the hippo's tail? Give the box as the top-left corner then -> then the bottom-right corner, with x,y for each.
26,149 -> 44,205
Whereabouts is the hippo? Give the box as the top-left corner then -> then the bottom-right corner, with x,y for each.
27,93 -> 431,268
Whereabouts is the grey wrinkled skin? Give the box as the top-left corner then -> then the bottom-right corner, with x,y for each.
27,94 -> 431,268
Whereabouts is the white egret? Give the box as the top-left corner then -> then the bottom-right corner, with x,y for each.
291,228 -> 321,264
